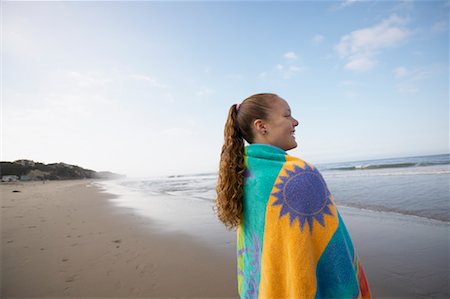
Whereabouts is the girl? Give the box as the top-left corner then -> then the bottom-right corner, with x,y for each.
216,93 -> 371,299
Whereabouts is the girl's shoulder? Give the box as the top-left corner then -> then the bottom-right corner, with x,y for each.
285,154 -> 318,172
279,155 -> 328,191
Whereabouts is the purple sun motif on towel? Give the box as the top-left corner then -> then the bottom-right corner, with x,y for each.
272,163 -> 334,233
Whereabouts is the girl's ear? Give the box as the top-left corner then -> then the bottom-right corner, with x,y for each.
253,119 -> 267,134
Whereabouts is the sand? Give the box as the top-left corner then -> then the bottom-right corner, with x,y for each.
1,180 -> 236,298
1,180 -> 449,298
341,207 -> 449,298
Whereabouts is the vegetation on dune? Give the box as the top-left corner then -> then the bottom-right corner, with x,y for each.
0,160 -> 124,181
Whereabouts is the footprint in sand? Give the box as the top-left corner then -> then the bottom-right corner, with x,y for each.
65,275 -> 77,283
112,239 -> 122,249
135,264 -> 147,274
62,258 -> 69,262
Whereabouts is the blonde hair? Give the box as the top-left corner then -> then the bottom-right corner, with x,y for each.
215,93 -> 278,229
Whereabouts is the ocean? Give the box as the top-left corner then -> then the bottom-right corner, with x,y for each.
106,154 -> 450,224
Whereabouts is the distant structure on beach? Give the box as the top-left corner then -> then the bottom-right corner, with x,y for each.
0,159 -> 125,182
1,175 -> 19,182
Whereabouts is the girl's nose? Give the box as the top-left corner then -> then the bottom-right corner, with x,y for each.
293,118 -> 299,126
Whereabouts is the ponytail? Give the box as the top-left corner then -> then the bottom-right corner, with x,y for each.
215,93 -> 277,230
215,104 -> 245,230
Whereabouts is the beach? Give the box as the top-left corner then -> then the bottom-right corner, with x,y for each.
1,179 -> 449,298
1,180 -> 236,298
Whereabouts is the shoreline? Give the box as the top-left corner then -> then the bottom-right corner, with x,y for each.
1,180 -> 237,298
95,180 -> 237,253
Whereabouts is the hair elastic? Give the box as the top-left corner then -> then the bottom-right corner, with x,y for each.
236,103 -> 240,112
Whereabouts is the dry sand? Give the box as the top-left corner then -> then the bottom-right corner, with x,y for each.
1,180 -> 236,298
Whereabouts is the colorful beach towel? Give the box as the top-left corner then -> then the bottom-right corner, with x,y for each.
237,144 -> 371,299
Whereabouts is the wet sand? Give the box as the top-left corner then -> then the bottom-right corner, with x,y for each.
341,207 -> 449,298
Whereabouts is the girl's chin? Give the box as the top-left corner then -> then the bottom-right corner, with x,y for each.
285,142 -> 298,151
291,138 -> 298,147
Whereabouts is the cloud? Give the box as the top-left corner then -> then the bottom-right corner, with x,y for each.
393,66 -> 435,81
312,34 -> 325,45
132,74 -> 167,89
339,0 -> 361,8
393,67 -> 409,78
431,20 -> 448,34
344,56 -> 377,72
260,64 -> 304,80
283,51 -> 298,60
196,86 -> 214,97
277,65 -> 304,79
329,0 -> 366,11
39,71 -> 120,114
393,66 -> 438,94
281,52 -> 305,78
275,64 -> 305,79
259,52 -> 305,80
335,14 -> 411,72
259,71 -> 268,78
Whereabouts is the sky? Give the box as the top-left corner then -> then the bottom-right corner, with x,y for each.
2,0 -> 449,178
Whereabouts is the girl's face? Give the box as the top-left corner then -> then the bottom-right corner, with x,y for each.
265,97 -> 299,151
